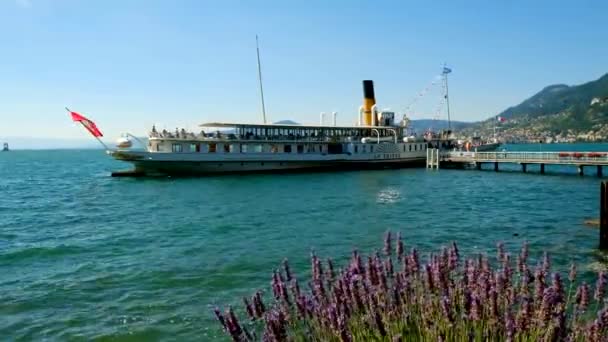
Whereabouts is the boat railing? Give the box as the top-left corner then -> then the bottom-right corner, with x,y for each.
445,151 -> 608,162
148,132 -> 403,144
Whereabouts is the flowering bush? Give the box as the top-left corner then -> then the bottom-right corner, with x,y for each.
214,232 -> 608,341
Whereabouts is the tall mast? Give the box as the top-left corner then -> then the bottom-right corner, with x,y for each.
256,35 -> 267,124
442,64 -> 452,132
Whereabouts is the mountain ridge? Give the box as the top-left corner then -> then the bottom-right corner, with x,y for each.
461,72 -> 608,142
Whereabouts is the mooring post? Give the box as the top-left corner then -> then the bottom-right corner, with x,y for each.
522,163 -> 527,173
598,165 -> 603,177
540,163 -> 545,174
494,162 -> 499,172
600,181 -> 608,249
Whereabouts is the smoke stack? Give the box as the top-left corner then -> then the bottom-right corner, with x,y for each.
362,80 -> 376,126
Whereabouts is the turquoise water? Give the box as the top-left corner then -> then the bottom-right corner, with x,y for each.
1,144 -> 607,340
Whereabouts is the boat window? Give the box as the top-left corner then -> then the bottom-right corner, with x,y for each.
362,145 -> 366,153
414,145 -> 417,151
355,145 -> 358,153
230,144 -> 239,153
241,144 -> 248,153
370,146 -> 374,153
208,143 -> 216,153
252,144 -> 262,153
284,145 -> 292,153
190,143 -> 200,152
223,144 -> 230,153
172,143 -> 183,153
409,145 -> 412,151
297,145 -> 304,154
155,144 -> 159,152
271,144 -> 278,153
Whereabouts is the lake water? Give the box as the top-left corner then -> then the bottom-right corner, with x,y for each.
1,143 -> 607,340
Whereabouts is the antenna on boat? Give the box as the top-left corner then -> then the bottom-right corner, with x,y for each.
442,63 -> 452,132
256,35 -> 267,124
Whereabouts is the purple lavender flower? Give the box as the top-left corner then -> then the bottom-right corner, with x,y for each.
538,288 -> 556,326
282,258 -> 292,282
216,234 -> 608,341
396,232 -> 404,260
469,293 -> 481,321
253,291 -> 266,317
271,270 -> 281,300
327,258 -> 335,282
409,248 -> 420,274
385,257 -> 394,278
552,273 -> 564,302
424,264 -> 435,292
594,271 -> 606,303
213,307 -> 227,331
497,241 -> 505,263
534,264 -> 546,305
384,230 -> 392,256
576,282 -> 590,312
448,242 -> 459,271
243,297 -> 255,320
542,252 -> 550,274
516,295 -> 532,331
518,241 -> 529,273
226,306 -> 243,340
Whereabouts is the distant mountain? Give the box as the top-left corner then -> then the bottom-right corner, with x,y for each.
461,73 -> 608,140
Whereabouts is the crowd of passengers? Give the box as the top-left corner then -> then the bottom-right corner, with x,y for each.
148,125 -> 409,141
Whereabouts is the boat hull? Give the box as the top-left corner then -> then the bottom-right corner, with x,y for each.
109,150 -> 426,176
473,143 -> 501,152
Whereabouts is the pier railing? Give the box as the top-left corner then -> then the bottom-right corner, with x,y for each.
444,151 -> 608,165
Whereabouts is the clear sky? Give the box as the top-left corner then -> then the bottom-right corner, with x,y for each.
0,0 -> 606,140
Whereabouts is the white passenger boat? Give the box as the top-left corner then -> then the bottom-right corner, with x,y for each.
108,80 -> 431,176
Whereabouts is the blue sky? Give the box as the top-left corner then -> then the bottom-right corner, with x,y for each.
0,0 -> 606,140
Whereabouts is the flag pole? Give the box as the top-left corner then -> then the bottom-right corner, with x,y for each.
443,64 -> 452,132
256,35 -> 267,124
65,107 -> 110,151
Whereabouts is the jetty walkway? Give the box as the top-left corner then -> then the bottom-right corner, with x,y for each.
430,150 -> 608,176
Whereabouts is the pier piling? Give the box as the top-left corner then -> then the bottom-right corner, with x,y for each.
521,163 -> 527,173
540,164 -> 545,174
600,182 -> 608,249
598,166 -> 603,177
494,162 -> 499,172
578,165 -> 584,176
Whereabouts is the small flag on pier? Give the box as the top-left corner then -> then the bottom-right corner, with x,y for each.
497,116 -> 506,122
70,111 -> 103,137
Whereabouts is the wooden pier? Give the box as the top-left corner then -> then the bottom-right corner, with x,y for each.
439,151 -> 608,176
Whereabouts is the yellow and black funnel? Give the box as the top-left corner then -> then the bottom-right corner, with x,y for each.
362,80 -> 376,126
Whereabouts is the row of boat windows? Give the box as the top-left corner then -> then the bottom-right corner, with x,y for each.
352,144 -> 427,153
164,143 -> 427,153
168,143 -> 324,154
